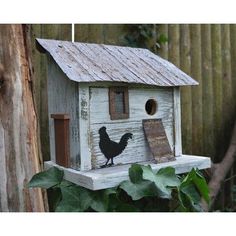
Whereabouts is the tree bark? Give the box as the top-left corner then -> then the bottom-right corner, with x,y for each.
0,24 -> 46,211
204,120 -> 236,211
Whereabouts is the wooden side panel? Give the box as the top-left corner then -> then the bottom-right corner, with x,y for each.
89,87 -> 174,169
47,57 -> 80,169
78,84 -> 91,171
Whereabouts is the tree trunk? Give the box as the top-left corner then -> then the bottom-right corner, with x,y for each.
203,120 -> 236,211
0,24 -> 46,211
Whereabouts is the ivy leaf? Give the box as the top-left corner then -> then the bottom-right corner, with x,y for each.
55,185 -> 92,212
28,167 -> 64,189
177,168 -> 209,211
119,180 -> 158,200
129,164 -> 144,183
141,166 -> 180,199
181,168 -> 209,204
90,190 -> 110,212
47,187 -> 62,212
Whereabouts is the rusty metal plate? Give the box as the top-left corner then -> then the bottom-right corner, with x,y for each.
143,119 -> 175,163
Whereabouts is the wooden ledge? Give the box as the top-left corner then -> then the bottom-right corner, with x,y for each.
44,155 -> 211,190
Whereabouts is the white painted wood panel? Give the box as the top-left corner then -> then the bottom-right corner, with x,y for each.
89,87 -> 174,169
173,87 -> 182,156
47,57 -> 80,169
78,84 -> 92,171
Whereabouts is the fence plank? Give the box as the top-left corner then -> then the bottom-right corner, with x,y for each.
158,24 -> 168,59
221,25 -> 233,157
190,24 -> 203,155
211,24 -> 223,162
103,24 -> 126,45
180,24 -> 192,154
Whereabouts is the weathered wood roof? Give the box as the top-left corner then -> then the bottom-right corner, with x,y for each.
36,38 -> 198,87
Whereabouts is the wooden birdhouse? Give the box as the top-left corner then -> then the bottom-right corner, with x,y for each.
36,38 -> 211,190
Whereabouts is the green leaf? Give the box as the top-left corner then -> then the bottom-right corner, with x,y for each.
181,168 -> 209,204
193,169 -> 210,204
141,166 -> 180,199
119,180 -> 157,200
129,164 -> 144,183
90,190 -> 110,212
47,187 -> 62,212
177,169 -> 209,212
28,167 -> 64,189
55,185 -> 92,212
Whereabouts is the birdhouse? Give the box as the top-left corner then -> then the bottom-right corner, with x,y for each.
36,38 -> 211,190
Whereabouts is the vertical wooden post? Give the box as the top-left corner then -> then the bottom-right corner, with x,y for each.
78,83 -> 91,171
230,24 -> 236,198
168,24 -> 180,67
51,114 -> 70,168
221,25 -> 233,154
201,24 -> 214,157
221,24 -> 233,207
211,24 -> 222,162
174,87 -> 182,156
190,24 -> 203,155
157,24 -> 168,59
180,24 -> 192,154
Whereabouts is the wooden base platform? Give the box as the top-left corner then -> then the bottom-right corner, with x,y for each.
44,155 -> 211,190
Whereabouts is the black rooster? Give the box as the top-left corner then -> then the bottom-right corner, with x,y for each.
99,126 -> 133,168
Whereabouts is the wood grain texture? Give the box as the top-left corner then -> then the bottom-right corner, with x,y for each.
45,155 -> 211,190
221,25 -> 233,157
180,24 -> 192,154
201,25 -> 214,157
157,24 -> 168,59
0,25 -> 45,211
31,24 -> 72,161
47,57 -> 80,169
211,24 -> 223,162
78,83 -> 91,171
89,86 -> 174,169
189,24 -> 203,155
173,88 -> 182,156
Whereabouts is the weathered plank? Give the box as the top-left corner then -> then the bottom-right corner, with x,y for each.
173,88 -> 182,156
211,24 -> 223,162
31,24 -> 72,161
190,24 -> 203,155
103,24 -> 126,45
157,24 -> 168,59
78,83 -> 91,171
168,24 -> 180,67
47,57 -> 80,170
201,25 -> 214,157
180,24 -> 192,154
45,155 -> 211,190
89,86 -> 174,169
221,25 -> 233,157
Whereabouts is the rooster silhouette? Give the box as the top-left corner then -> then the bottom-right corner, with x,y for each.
99,126 -> 133,168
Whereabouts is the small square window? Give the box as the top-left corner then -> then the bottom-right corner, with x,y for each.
109,87 -> 129,120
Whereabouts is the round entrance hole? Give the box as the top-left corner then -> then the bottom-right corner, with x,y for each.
145,99 -> 157,115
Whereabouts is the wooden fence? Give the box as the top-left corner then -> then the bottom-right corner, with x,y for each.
31,24 -> 236,210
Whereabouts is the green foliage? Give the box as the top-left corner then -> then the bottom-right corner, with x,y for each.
28,164 -> 209,212
122,24 -> 168,52
28,167 -> 63,189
